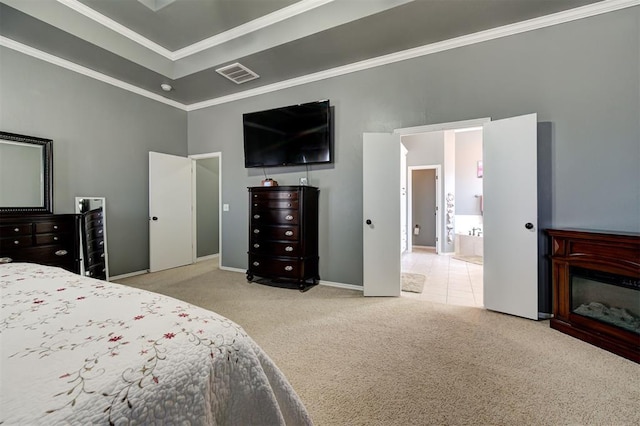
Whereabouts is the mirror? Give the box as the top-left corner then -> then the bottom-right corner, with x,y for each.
75,197 -> 109,281
0,131 -> 53,213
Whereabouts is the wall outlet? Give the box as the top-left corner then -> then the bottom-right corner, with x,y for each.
299,177 -> 308,186
223,204 -> 229,211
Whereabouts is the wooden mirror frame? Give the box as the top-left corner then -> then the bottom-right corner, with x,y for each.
0,131 -> 53,214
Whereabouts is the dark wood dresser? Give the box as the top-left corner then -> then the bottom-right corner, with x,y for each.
246,186 -> 319,291
0,214 -> 80,273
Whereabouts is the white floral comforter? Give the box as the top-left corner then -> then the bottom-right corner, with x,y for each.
0,263 -> 312,425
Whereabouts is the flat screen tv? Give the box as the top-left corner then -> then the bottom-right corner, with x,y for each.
243,100 -> 332,168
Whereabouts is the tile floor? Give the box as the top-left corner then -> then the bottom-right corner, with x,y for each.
401,246 -> 484,307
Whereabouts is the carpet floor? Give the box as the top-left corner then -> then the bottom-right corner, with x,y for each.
117,259 -> 640,426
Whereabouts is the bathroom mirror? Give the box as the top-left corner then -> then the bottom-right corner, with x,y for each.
75,197 -> 109,281
0,131 -> 53,213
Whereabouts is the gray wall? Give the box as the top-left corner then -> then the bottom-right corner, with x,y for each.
454,130 -> 483,215
0,47 -> 187,276
196,157 -> 220,257
188,8 -> 639,287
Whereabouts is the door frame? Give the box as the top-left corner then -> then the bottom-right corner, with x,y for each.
407,165 -> 441,254
395,118 -> 489,255
189,152 -> 222,264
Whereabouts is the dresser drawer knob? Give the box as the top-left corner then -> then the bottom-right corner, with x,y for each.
253,229 -> 260,234
284,230 -> 293,236
53,236 -> 59,241
55,250 -> 68,256
13,227 -> 19,232
53,225 -> 58,230
287,193 -> 292,197
285,215 -> 294,221
253,243 -> 260,248
284,265 -> 293,271
13,240 -> 20,245
254,214 -> 261,219
99,241 -> 104,246
98,229 -> 103,234
285,246 -> 293,252
253,261 -> 260,266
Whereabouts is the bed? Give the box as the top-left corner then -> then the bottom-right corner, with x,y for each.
0,263 -> 312,425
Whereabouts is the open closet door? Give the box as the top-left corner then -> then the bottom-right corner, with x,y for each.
149,152 -> 193,272
483,114 -> 538,320
362,133 -> 401,296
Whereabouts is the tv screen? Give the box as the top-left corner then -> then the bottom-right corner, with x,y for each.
243,100 -> 332,168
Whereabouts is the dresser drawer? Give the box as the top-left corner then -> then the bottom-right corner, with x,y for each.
251,199 -> 299,209
85,249 -> 106,266
251,209 -> 298,225
251,225 -> 299,241
84,225 -> 105,240
85,262 -> 106,278
35,221 -> 74,234
0,223 -> 32,236
251,190 -> 299,201
248,255 -> 304,279
85,209 -> 104,222
85,237 -> 105,253
250,240 -> 300,256
5,245 -> 75,263
35,232 -> 74,246
1,235 -> 32,250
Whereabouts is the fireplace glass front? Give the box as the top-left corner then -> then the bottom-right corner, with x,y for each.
570,267 -> 640,335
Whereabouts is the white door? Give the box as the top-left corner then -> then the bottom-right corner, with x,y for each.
483,114 -> 539,319
149,151 -> 193,272
363,133 -> 401,296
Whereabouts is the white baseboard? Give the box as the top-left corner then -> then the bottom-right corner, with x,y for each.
319,280 -> 363,292
197,254 -> 219,262
220,265 -> 247,273
112,264 -> 362,293
110,270 -> 148,281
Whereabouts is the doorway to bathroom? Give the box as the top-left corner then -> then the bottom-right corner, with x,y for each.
400,127 -> 484,308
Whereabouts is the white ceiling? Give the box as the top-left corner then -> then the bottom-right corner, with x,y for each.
2,0 -> 629,110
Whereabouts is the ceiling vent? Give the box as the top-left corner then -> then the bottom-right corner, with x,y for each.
216,63 -> 259,85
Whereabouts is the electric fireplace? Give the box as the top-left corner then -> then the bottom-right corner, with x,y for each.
547,229 -> 640,363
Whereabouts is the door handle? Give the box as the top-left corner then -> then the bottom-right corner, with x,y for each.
366,219 -> 372,225
525,222 -> 534,230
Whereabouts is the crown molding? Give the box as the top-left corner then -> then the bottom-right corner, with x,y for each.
187,0 -> 639,111
0,36 -> 187,111
3,0 -> 637,111
56,0 -> 174,59
172,0 -> 334,60
57,0 -> 334,62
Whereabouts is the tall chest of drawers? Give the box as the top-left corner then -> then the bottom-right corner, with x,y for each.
247,186 -> 319,290
0,214 -> 80,273
80,207 -> 107,279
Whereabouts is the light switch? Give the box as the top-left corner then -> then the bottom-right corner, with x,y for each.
223,204 -> 229,211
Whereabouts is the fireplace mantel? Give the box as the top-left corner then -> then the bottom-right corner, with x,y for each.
547,229 -> 639,363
